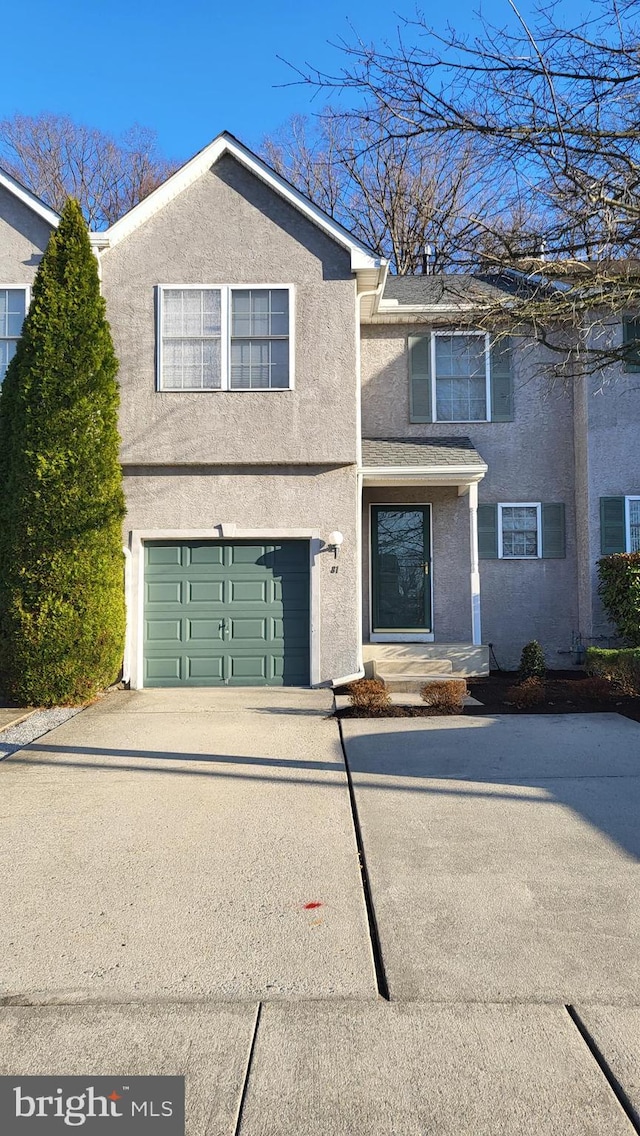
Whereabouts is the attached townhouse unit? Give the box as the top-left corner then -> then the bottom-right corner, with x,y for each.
1,135 -> 639,688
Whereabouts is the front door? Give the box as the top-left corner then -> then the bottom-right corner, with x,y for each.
371,506 -> 432,632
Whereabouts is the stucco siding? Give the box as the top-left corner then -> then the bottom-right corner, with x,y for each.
361,326 -> 579,667
582,365 -> 640,640
101,155 -> 358,467
0,185 -> 53,283
123,464 -> 359,684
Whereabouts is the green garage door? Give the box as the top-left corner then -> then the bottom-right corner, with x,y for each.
144,541 -> 310,687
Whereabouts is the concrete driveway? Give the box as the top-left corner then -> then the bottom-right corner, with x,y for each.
341,713 -> 640,1004
0,688 -> 374,1003
2,700 -> 640,1133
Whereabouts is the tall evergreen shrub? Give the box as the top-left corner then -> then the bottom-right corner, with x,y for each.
0,199 -> 125,705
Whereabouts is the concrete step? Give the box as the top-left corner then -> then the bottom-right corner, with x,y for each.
372,658 -> 452,678
364,643 -> 489,677
375,672 -> 463,693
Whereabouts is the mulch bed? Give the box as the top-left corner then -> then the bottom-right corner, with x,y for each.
335,670 -> 640,723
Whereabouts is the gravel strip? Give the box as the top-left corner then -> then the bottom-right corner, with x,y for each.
0,706 -> 84,761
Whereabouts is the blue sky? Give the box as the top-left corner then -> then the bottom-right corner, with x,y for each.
2,0 -> 592,164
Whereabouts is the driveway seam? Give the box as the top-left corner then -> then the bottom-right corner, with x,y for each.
338,719 -> 390,1002
232,1002 -> 262,1136
565,1005 -> 640,1132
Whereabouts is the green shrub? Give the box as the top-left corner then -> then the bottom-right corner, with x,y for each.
586,647 -> 640,695
505,677 -> 546,707
597,553 -> 640,645
348,678 -> 391,710
0,199 -> 126,706
518,640 -> 546,682
420,678 -> 467,713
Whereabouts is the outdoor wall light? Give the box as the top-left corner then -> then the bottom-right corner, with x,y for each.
327,531 -> 344,558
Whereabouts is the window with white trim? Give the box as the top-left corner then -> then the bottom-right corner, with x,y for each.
0,288 -> 27,384
627,496 -> 640,552
434,332 -> 489,422
498,503 -> 542,559
158,286 -> 291,391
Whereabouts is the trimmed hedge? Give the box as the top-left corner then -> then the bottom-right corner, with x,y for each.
585,647 -> 640,695
597,553 -> 640,646
0,199 -> 126,706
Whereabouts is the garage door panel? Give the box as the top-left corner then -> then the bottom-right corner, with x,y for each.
186,580 -> 225,604
186,655 -> 225,681
187,619 -> 224,642
145,619 -> 182,643
187,544 -> 225,566
229,618 -> 268,642
146,581 -> 182,605
146,545 -> 183,568
229,579 -> 268,604
145,656 -> 182,682
228,655 -> 268,680
143,541 -> 310,687
271,576 -> 309,606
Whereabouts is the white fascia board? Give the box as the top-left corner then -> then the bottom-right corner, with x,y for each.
0,167 -> 59,228
101,132 -> 384,274
360,464 -> 487,480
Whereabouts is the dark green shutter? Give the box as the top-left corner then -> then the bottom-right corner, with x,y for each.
623,317 -> 640,373
478,504 -> 498,559
541,503 -> 566,558
490,337 -> 514,421
600,497 -> 626,554
409,335 -> 432,422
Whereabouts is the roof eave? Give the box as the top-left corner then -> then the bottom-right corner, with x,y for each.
98,132 -> 382,274
0,167 -> 60,228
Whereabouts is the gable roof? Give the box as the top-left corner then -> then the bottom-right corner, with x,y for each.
0,166 -> 60,228
100,131 -> 384,273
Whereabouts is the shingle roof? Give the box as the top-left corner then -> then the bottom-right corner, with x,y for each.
382,273 -> 525,306
361,437 -> 486,468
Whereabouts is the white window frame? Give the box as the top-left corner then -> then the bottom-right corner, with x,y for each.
0,285 -> 29,382
498,502 -> 542,560
625,495 -> 640,552
431,330 -> 491,424
156,284 -> 295,392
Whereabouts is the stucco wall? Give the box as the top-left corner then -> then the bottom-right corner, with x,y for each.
123,464 -> 360,684
581,359 -> 640,640
362,486 -> 472,644
361,326 -> 579,667
101,155 -> 358,466
0,185 -> 53,283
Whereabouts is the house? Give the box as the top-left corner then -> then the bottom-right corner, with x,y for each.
1,134 -> 639,687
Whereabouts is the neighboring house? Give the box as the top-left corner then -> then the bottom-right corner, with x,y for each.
1,135 -> 639,686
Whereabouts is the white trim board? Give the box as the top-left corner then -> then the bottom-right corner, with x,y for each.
100,132 -> 384,274
0,167 -> 60,228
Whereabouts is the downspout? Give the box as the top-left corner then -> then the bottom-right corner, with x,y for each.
331,265 -> 388,688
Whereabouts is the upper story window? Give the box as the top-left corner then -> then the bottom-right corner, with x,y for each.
158,286 -> 292,391
0,288 -> 27,384
409,331 -> 513,423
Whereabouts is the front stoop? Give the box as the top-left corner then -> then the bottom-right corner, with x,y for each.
364,642 -> 489,692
